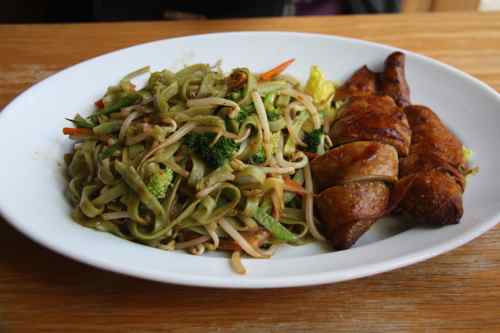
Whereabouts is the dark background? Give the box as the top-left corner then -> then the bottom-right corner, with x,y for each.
2,0 -> 401,23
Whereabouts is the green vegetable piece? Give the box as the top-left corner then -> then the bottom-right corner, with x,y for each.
146,168 -> 174,200
266,110 -> 281,121
235,165 -> 266,185
264,94 -> 281,121
98,144 -> 121,161
253,208 -> 298,242
114,160 -> 165,217
250,146 -> 266,164
184,132 -> 238,169
229,90 -> 242,101
264,93 -> 276,111
93,120 -> 123,135
304,129 -> 323,153
235,105 -> 254,123
65,114 -> 95,128
95,94 -> 140,116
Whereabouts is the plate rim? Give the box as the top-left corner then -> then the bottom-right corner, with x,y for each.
1,31 -> 499,288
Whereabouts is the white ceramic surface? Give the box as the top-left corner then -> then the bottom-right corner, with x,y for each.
0,32 -> 499,288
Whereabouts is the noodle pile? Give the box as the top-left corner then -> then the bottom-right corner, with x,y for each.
63,60 -> 338,273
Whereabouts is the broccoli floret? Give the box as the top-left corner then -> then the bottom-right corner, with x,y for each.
235,105 -> 254,123
228,90 -> 242,101
146,168 -> 174,199
266,110 -> 281,121
264,93 -> 281,121
250,146 -> 266,164
304,129 -> 323,153
184,133 -> 239,168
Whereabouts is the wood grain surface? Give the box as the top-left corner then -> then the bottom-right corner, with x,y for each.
1,12 -> 499,333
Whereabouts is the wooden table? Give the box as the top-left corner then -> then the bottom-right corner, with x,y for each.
1,12 -> 500,333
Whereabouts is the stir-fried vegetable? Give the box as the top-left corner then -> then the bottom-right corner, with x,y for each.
250,146 -> 266,164
260,59 -> 295,81
65,114 -> 95,128
63,127 -> 93,136
98,144 -> 121,160
95,94 -> 141,116
146,168 -> 174,199
184,132 -> 239,168
305,65 -> 335,103
235,105 -> 254,123
266,110 -> 281,122
253,208 -> 298,242
303,129 -> 323,153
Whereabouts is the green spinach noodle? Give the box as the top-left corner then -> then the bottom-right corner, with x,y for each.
63,59 -> 338,274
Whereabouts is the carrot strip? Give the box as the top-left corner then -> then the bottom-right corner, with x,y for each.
218,240 -> 241,251
260,58 -> 295,81
283,176 -> 307,195
63,127 -> 93,136
95,99 -> 105,109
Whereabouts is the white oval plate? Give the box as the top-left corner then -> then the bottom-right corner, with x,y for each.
1,32 -> 499,288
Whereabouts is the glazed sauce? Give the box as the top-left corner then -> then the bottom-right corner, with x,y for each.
352,143 -> 379,164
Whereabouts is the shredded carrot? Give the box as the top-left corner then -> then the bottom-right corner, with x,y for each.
94,99 -> 105,109
218,240 -> 241,251
283,176 -> 307,195
63,127 -> 93,136
260,58 -> 295,81
219,230 -> 268,252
